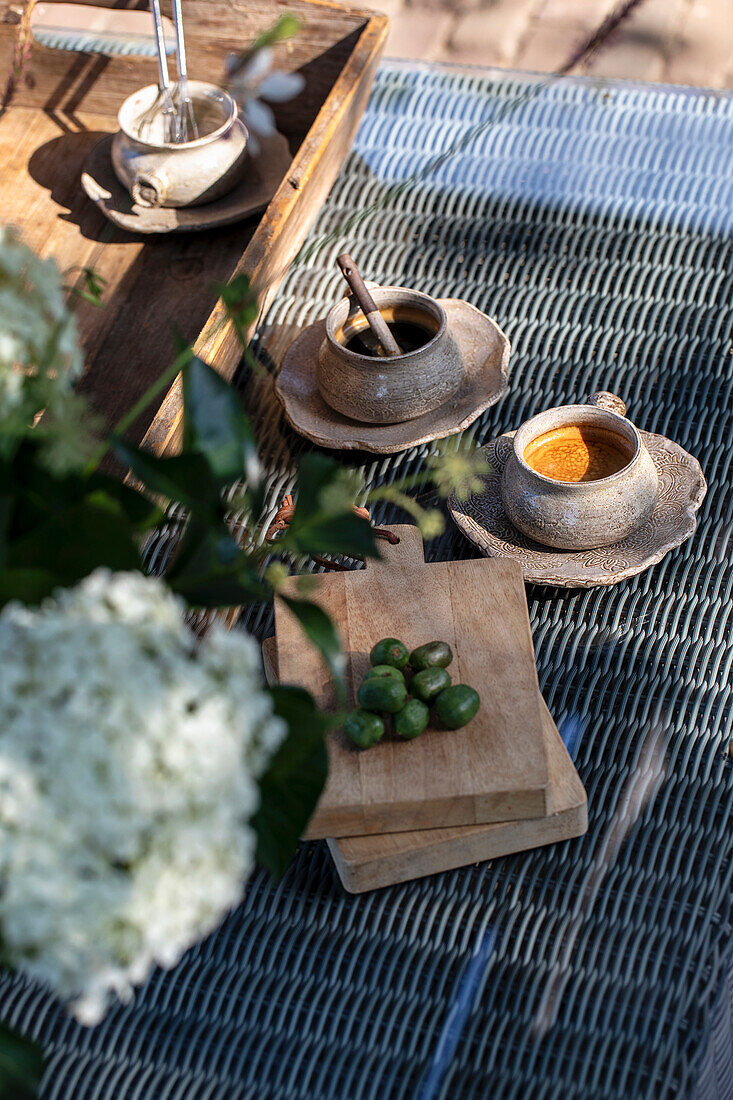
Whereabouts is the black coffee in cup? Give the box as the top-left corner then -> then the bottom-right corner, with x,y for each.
338,304 -> 439,357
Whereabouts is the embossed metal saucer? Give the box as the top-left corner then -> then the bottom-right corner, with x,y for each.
449,429 -> 706,588
274,299 -> 510,454
81,132 -> 291,234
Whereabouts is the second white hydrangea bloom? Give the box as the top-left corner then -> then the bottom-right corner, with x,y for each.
0,570 -> 286,1025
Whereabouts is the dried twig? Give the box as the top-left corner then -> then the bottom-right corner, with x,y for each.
560,0 -> 649,74
265,493 -> 399,569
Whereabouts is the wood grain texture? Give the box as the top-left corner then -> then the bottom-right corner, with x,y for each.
0,0 -> 387,449
262,637 -> 587,893
141,0 -> 388,457
1,0 -> 373,121
274,525 -> 549,838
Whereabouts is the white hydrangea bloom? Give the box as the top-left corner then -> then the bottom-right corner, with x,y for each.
227,46 -> 304,154
0,570 -> 286,1025
0,226 -> 82,385
0,226 -> 93,470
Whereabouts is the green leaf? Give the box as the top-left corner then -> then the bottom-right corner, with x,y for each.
8,494 -> 142,582
252,684 -> 329,878
280,594 -> 346,704
71,266 -> 107,307
181,355 -> 259,484
213,274 -> 260,346
230,17 -> 302,81
172,329 -> 192,358
0,494 -> 12,567
166,518 -> 268,607
112,439 -> 220,517
169,573 -> 267,607
288,453 -> 336,519
0,1023 -> 44,1100
4,442 -> 87,540
251,13 -> 301,51
86,475 -> 164,532
287,514 -> 378,560
2,444 -> 161,558
0,568 -> 58,609
166,517 -> 238,578
283,454 -> 377,562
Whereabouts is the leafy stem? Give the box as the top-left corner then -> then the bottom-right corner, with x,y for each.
83,346 -> 193,476
365,484 -> 445,539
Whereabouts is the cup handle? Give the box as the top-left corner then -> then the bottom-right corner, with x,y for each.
586,391 -> 627,417
131,172 -> 166,208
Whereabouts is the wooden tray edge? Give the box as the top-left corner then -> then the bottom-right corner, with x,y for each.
140,4 -> 389,458
327,796 -> 588,893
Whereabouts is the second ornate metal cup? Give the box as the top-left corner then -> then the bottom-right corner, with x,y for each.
501,392 -> 659,550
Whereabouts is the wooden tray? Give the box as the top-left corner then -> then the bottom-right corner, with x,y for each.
274,526 -> 551,838
263,638 -> 588,892
0,0 -> 387,453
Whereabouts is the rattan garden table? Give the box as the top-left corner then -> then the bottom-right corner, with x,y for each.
3,60 -> 733,1100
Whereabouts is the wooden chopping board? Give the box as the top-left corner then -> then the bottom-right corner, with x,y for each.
263,638 -> 587,892
274,525 -> 550,838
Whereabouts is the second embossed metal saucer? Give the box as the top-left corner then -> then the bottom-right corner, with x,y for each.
449,429 -> 706,588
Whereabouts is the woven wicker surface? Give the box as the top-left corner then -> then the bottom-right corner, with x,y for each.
3,62 -> 733,1099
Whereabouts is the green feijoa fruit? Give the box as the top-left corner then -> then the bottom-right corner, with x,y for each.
369,637 -> 409,670
344,709 -> 385,749
411,666 -> 451,703
409,640 -> 453,671
394,698 -> 430,740
357,676 -> 408,714
363,664 -> 406,686
435,684 -> 480,729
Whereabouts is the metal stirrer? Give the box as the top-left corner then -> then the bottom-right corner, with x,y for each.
141,0 -> 176,142
171,0 -> 198,142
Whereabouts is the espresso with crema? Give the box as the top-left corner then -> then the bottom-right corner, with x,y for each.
524,425 -> 634,483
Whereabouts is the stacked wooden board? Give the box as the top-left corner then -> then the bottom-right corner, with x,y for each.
268,525 -> 587,891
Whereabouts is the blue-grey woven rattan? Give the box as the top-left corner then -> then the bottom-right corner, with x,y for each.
3,62 -> 733,1100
